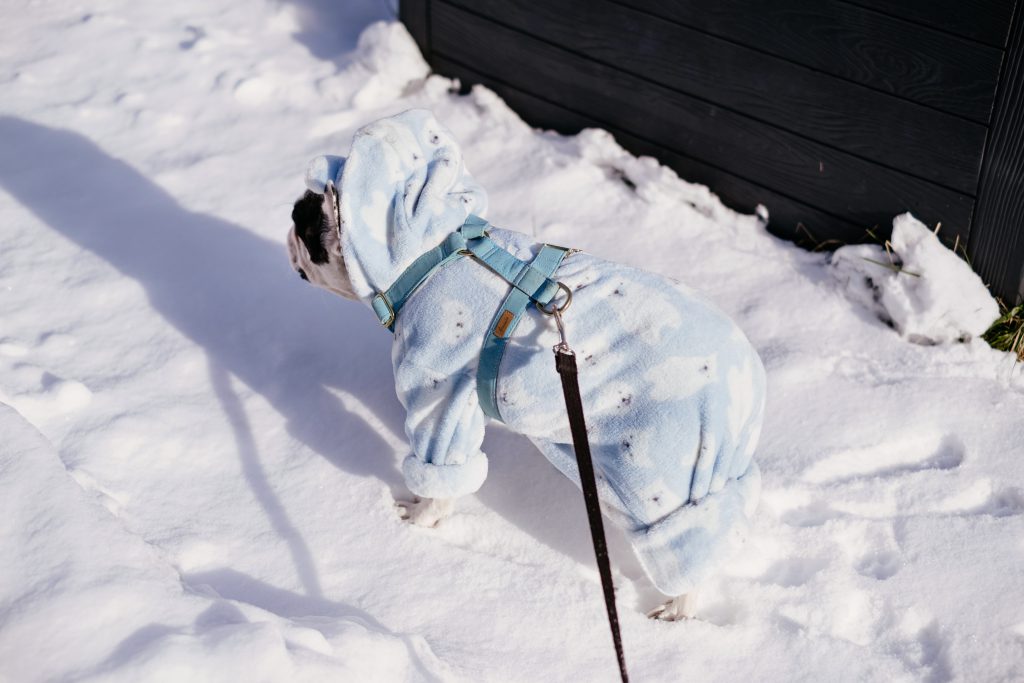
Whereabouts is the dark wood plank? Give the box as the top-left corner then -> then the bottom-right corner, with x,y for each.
399,0 -> 430,57
451,0 -> 987,194
432,2 -> 974,239
617,0 -> 1004,123
435,55 -> 872,246
969,9 -> 1024,303
841,0 -> 1017,48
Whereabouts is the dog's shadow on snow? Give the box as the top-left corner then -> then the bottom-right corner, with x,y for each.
0,116 -> 655,611
478,428 -> 654,599
0,116 -> 406,599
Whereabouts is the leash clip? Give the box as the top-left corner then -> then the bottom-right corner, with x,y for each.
537,282 -> 573,355
551,308 -> 572,355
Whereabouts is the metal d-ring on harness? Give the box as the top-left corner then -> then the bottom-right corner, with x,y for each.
368,213 -> 628,682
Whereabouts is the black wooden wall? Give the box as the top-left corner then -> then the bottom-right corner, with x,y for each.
400,0 -> 1024,304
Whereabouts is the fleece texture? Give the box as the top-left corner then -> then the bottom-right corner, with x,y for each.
310,109 -> 767,595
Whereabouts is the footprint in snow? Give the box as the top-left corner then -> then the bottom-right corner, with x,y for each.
936,481 -> 1024,518
0,361 -> 93,424
802,433 -> 964,485
889,616 -> 954,682
779,499 -> 844,528
855,548 -> 902,581
758,556 -> 829,588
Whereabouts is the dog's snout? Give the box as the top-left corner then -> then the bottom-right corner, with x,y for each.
297,268 -> 308,281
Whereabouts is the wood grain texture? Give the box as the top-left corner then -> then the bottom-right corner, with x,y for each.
432,2 -> 974,239
434,55 -> 870,245
969,8 -> 1024,303
399,0 -> 430,56
452,0 -> 987,193
842,0 -> 1016,48
616,0 -> 1003,123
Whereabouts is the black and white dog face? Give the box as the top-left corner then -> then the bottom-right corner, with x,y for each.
287,190 -> 358,300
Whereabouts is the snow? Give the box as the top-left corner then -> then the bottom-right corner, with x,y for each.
831,213 -> 1001,345
1,1 -> 1022,681
0,404 -> 442,682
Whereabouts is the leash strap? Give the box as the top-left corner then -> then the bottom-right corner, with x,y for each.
554,345 -> 629,683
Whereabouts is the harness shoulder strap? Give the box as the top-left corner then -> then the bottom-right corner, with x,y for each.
371,230 -> 469,330
371,215 -> 566,329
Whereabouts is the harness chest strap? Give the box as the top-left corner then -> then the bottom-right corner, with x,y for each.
476,242 -> 567,420
370,215 -> 570,421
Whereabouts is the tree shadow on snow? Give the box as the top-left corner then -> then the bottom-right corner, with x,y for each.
0,116 -> 407,601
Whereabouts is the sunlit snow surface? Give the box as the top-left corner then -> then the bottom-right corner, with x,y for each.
1,2 -> 1023,681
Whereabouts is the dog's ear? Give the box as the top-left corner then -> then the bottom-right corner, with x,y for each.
301,155 -> 346,262
320,193 -> 344,259
291,190 -> 330,265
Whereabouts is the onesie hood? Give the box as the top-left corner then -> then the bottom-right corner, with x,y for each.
305,109 -> 488,303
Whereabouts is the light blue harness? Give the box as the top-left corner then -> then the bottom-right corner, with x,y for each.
370,215 -> 569,421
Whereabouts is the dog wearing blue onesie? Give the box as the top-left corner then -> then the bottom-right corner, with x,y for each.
287,110 -> 766,620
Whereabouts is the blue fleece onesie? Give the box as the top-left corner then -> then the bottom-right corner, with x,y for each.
306,110 -> 766,595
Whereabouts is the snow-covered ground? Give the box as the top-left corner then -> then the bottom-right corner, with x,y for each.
2,1 -> 1023,681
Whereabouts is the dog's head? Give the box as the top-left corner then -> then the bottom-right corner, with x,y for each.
289,110 -> 487,304
287,188 -> 358,300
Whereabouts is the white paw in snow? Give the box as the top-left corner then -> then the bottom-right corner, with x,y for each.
647,592 -> 699,621
394,496 -> 453,528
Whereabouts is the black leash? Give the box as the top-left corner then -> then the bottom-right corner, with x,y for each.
542,297 -> 629,683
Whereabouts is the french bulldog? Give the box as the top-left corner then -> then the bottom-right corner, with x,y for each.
287,110 -> 766,620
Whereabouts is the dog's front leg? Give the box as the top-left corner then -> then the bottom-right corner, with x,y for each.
390,361 -> 488,529
647,592 -> 700,621
395,496 -> 455,528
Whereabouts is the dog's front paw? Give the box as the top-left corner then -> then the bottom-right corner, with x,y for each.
394,496 -> 454,528
647,593 -> 699,621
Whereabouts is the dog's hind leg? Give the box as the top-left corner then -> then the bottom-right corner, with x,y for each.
647,592 -> 699,621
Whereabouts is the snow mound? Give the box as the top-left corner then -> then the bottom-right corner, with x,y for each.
830,213 -> 1000,344
349,21 -> 430,110
0,402 -> 447,682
